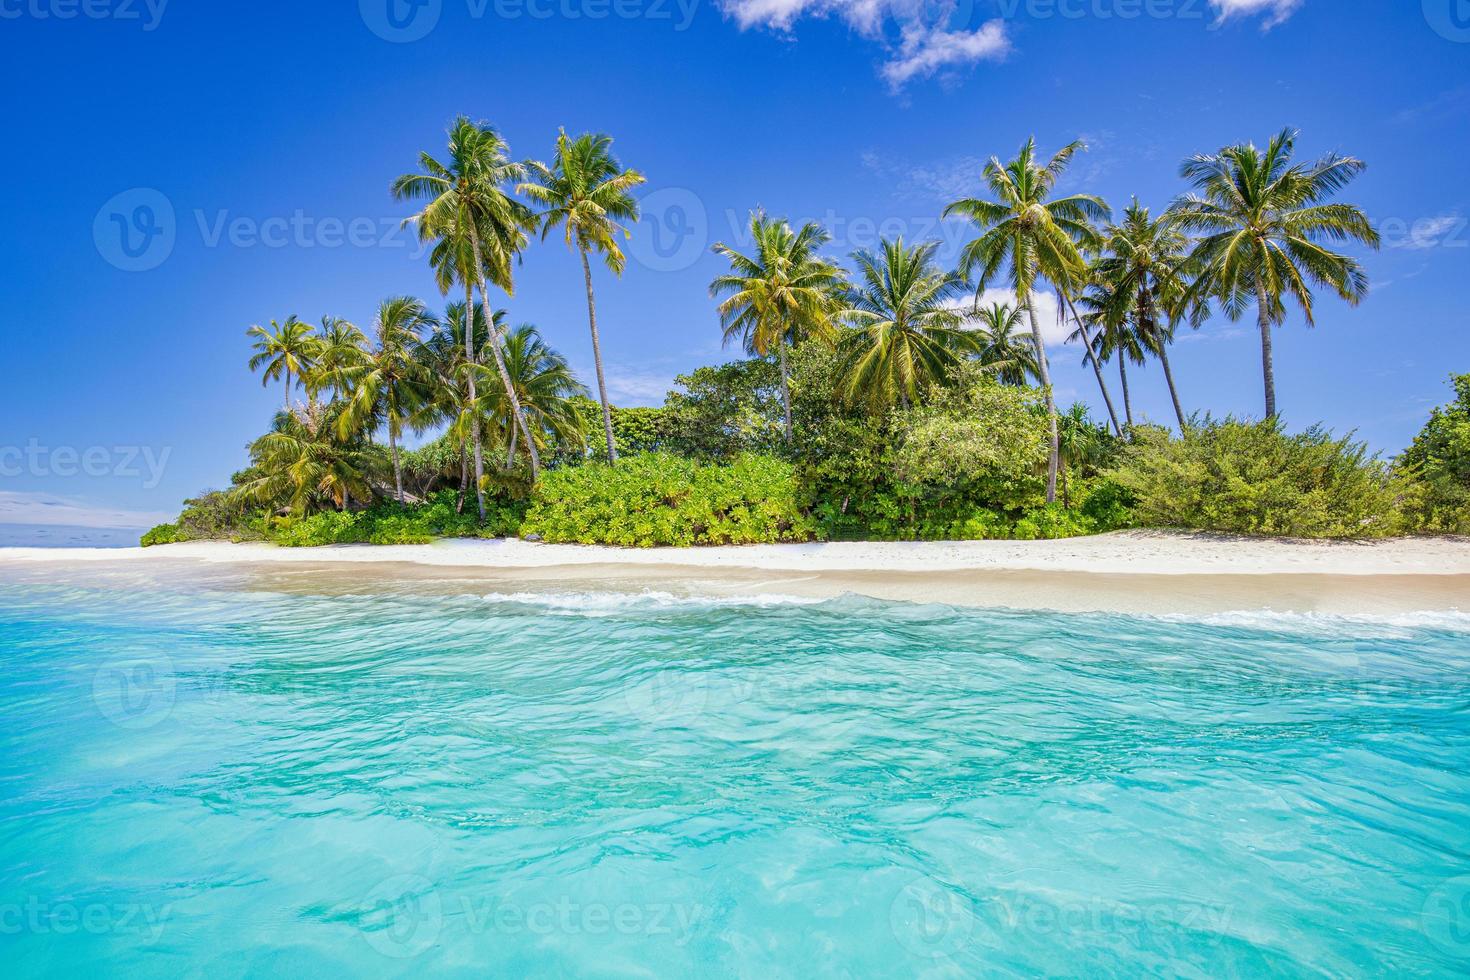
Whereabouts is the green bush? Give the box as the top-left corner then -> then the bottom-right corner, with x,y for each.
522,453 -> 816,547
1398,374 -> 1470,534
140,523 -> 184,547
262,491 -> 525,547
1078,479 -> 1136,532
1108,417 -> 1406,539
1011,505 -> 1097,540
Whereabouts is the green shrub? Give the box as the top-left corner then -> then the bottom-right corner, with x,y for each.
1078,480 -> 1136,532
890,368 -> 1051,510
140,523 -> 184,547
1397,374 -> 1470,534
1108,417 -> 1406,539
522,453 -> 816,547
1011,505 -> 1097,540
261,492 -> 525,547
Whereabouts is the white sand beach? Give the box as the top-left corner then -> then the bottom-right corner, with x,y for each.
3,532 -> 1468,616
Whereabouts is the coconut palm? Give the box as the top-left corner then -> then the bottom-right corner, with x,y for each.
1169,128 -> 1379,418
337,297 -> 433,505
232,401 -> 383,515
710,212 -> 845,443
1090,201 -> 1202,430
247,315 -> 318,413
943,138 -> 1109,502
1075,282 -> 1149,428
519,130 -> 645,462
836,238 -> 977,408
307,316 -> 369,404
970,301 -> 1039,387
1055,285 -> 1124,438
485,324 -> 589,468
392,117 -> 541,511
413,300 -> 498,503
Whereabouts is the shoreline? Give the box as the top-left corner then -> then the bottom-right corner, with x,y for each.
3,532 -> 1467,616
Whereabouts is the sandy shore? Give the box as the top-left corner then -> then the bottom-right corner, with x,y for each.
3,532 -> 1467,615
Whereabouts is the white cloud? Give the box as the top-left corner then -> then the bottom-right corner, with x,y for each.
1209,0 -> 1303,28
953,288 -> 1072,348
601,367 -> 676,407
0,491 -> 173,530
880,20 -> 1010,88
860,150 -> 988,203
718,0 -> 1010,88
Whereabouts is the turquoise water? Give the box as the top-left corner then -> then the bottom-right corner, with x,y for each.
2,562 -> 1469,976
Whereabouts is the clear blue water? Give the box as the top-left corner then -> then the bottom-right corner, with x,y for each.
2,561 -> 1469,977
0,524 -> 144,548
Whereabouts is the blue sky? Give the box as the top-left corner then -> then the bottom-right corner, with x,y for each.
2,0 -> 1467,530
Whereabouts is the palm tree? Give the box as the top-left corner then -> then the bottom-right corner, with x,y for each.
971,301 -> 1039,386
486,324 -> 589,468
1091,201 -> 1201,430
1169,128 -> 1379,418
1076,282 -> 1148,429
944,138 -> 1109,502
247,316 -> 318,413
836,238 -> 976,408
308,315 -> 369,404
233,401 -> 383,515
393,117 -> 541,513
1056,402 -> 1108,509
413,300 -> 496,504
710,212 -> 845,443
519,130 -> 645,462
338,297 -> 433,505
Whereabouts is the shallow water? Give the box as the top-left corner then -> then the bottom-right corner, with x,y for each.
2,562 -> 1468,976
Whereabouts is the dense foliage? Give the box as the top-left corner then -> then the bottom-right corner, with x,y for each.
1108,418 -> 1406,538
522,453 -> 814,547
140,119 -> 1464,547
1397,375 -> 1470,534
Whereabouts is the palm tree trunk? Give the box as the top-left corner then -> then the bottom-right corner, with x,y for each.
389,422 -> 404,505
285,367 -> 292,414
1119,357 -> 1134,428
506,419 -> 519,470
468,229 -> 541,482
462,280 -> 486,521
1024,296 -> 1060,504
778,344 -> 794,444
1255,278 -> 1277,419
1156,341 -> 1187,431
458,441 -> 469,513
580,246 -> 618,463
1059,291 -> 1122,437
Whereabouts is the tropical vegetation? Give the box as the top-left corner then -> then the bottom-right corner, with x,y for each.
142,120 -> 1463,548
